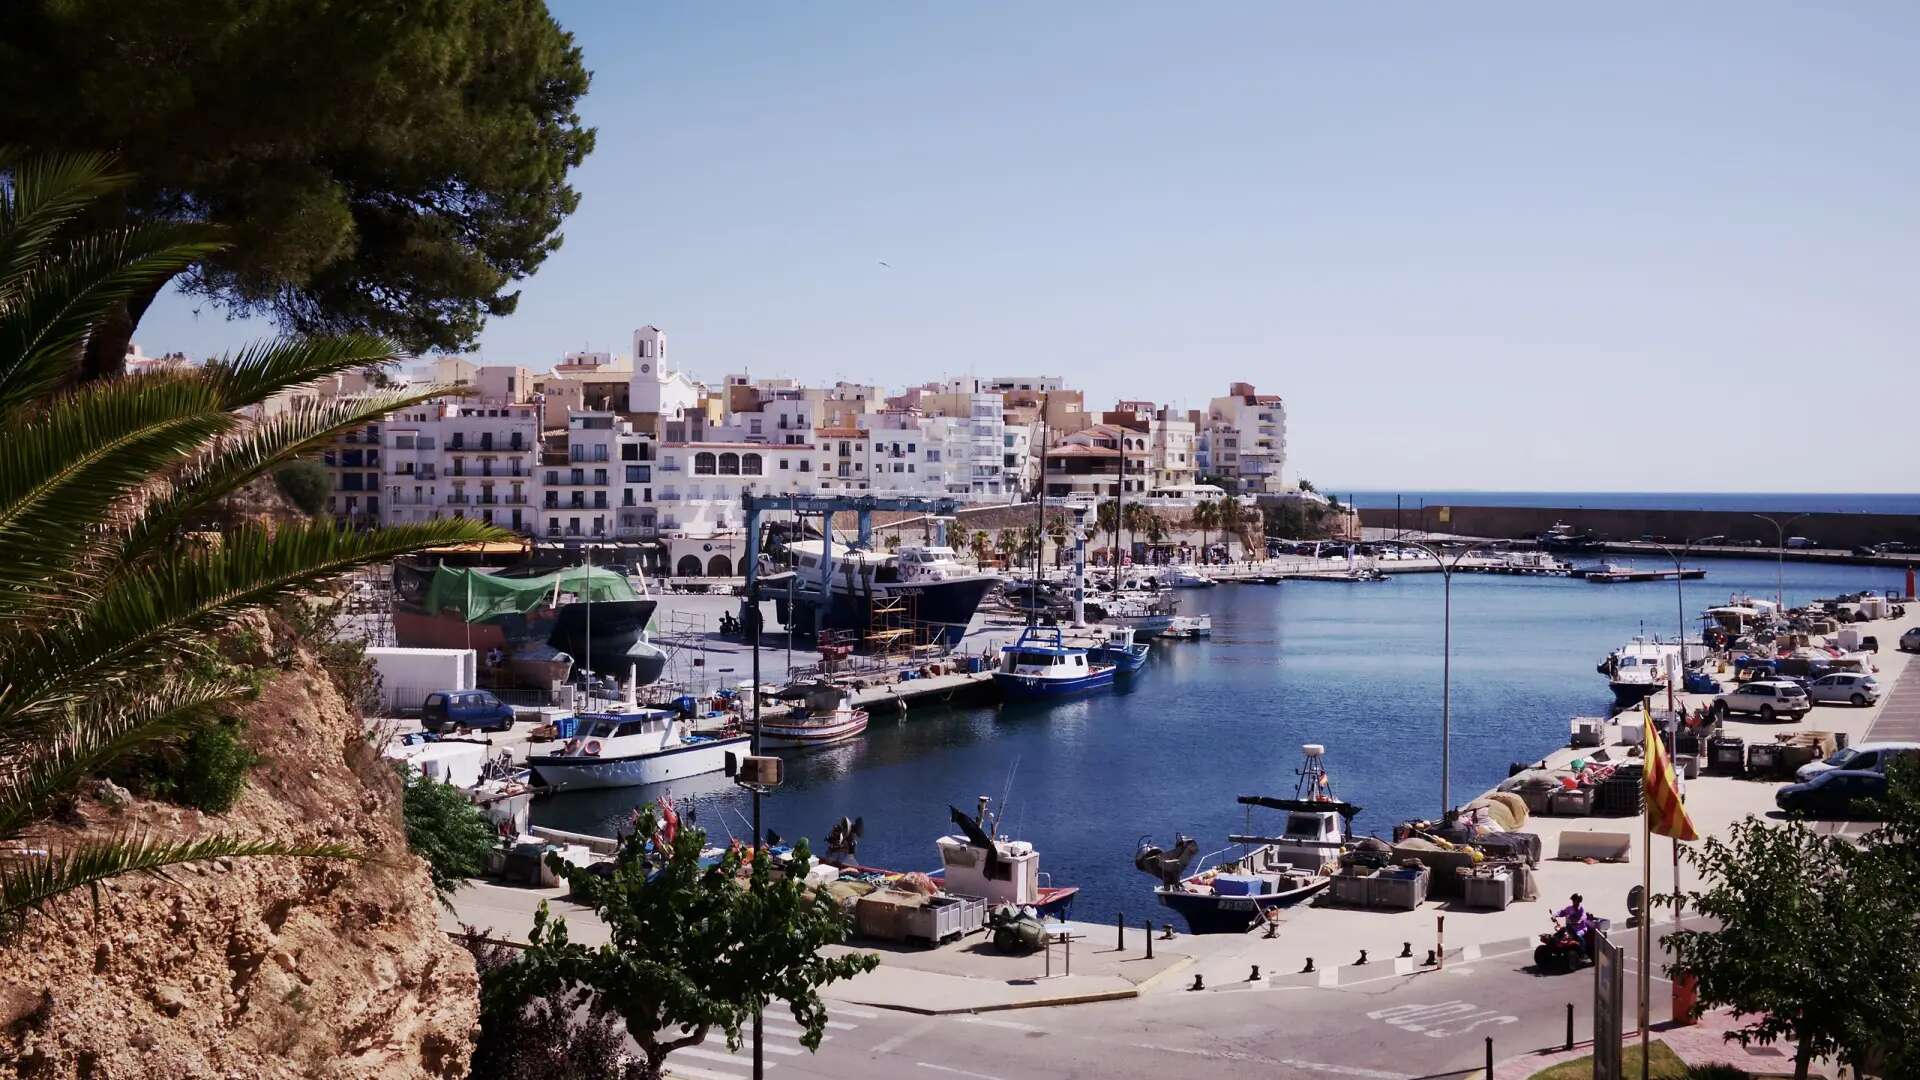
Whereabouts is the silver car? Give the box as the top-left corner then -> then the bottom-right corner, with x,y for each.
1795,742 -> 1920,782
1807,672 -> 1881,707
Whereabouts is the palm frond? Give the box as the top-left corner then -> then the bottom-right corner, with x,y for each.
1,519 -> 504,723
0,152 -> 133,301
0,677 -> 244,839
120,386 -> 462,559
0,224 -> 224,411
0,832 -> 361,928
0,371 -> 230,604
200,335 -> 402,411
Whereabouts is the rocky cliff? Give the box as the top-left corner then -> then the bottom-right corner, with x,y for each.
0,626 -> 479,1079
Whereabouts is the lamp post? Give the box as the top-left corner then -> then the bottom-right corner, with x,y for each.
1749,513 -> 1811,610
1393,540 -> 1482,819
1643,538 -> 1711,708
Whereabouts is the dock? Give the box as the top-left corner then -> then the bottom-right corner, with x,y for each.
1573,566 -> 1708,583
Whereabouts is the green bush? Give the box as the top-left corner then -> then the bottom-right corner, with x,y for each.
273,459 -> 332,515
177,722 -> 256,813
400,764 -> 498,906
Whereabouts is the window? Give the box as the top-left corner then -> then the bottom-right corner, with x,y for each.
626,465 -> 650,483
593,469 -> 607,486
546,471 -> 559,485
593,444 -> 608,462
694,452 -> 716,475
779,458 -> 789,470
719,452 -> 740,476
742,453 -> 762,475
570,468 -> 584,485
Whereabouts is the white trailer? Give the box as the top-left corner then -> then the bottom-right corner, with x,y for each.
365,647 -> 476,714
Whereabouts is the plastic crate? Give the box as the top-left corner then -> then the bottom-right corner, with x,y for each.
1368,866 -> 1429,911
1330,872 -> 1371,907
1461,869 -> 1512,911
1708,736 -> 1746,775
1549,788 -> 1593,816
904,894 -> 985,944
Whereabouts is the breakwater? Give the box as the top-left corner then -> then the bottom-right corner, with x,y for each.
1357,503 -> 1920,549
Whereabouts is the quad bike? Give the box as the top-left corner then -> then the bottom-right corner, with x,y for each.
1534,915 -> 1610,974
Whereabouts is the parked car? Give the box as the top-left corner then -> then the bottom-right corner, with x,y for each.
1807,672 -> 1881,707
1795,742 -> 1920,783
1775,770 -> 1889,818
1879,541 -> 1920,555
1785,536 -> 1819,549
1862,635 -> 1880,654
1902,628 -> 1920,653
420,689 -> 516,733
1712,679 -> 1812,721
1851,544 -> 1883,557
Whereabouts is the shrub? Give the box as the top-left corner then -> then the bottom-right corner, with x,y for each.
400,765 -> 498,906
176,721 -> 257,813
273,460 -> 332,515
460,929 -> 643,1080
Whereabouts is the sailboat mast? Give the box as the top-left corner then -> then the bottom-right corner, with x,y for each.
1030,393 -> 1048,627
584,543 -> 593,686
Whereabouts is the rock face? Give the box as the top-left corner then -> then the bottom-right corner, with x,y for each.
0,630 -> 479,1079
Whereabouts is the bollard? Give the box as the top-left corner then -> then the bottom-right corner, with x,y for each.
1302,957 -> 1315,974
1356,949 -> 1368,966
1399,941 -> 1413,959
1144,919 -> 1154,960
1065,931 -> 1072,976
1117,912 -> 1124,951
1189,973 -> 1205,992
1424,949 -> 1437,966
1437,914 -> 1446,971
1484,1036 -> 1493,1078
1161,922 -> 1175,940
1249,965 -> 1261,982
1565,1002 -> 1574,1051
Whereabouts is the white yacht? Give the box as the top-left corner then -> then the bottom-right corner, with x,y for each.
1164,565 -> 1217,588
526,708 -> 749,791
773,539 -> 1001,646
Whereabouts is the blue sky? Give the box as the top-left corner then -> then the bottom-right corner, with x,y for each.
140,3 -> 1920,492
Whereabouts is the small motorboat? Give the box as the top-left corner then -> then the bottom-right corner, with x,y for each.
526,708 -> 750,791
831,797 -> 1079,919
760,681 -> 869,749
1162,613 -> 1213,639
992,625 -> 1117,700
1087,625 -> 1151,673
1135,744 -> 1357,934
1165,565 -> 1217,589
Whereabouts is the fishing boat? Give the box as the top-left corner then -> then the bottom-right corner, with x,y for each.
992,625 -> 1117,700
1086,591 -> 1179,637
824,797 -> 1080,919
526,707 -> 750,791
392,559 -> 666,689
1162,613 -> 1213,639
760,682 -> 870,749
1133,744 -> 1357,934
772,539 -> 1002,647
1596,636 -> 1703,706
1085,625 -> 1151,673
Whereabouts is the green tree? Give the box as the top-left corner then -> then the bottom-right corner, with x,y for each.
0,0 -> 595,377
1192,500 -> 1219,563
492,807 -> 877,1080
0,154 -> 497,928
273,459 -> 331,515
400,765 -> 499,908
1095,499 -> 1120,560
1218,496 -> 1245,562
1661,816 -> 1910,1079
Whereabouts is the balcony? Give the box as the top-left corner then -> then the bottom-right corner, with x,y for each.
446,494 -> 470,505
658,490 -> 681,502
614,525 -> 656,539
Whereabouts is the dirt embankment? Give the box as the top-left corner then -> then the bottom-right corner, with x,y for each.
0,625 -> 479,1079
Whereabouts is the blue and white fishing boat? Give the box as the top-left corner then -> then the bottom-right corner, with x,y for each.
993,625 -> 1117,700
1088,626 -> 1151,673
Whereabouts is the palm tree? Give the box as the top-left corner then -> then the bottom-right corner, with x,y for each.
1219,496 -> 1245,563
1095,499 -> 1120,563
0,154 -> 496,930
1192,500 -> 1219,564
971,529 -> 994,568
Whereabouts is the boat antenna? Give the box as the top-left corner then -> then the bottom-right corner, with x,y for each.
995,757 -> 1020,837
1030,393 -> 1048,627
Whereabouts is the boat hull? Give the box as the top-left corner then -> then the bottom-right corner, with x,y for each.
1609,679 -> 1663,707
548,599 -> 659,674
759,711 -> 869,749
527,733 -> 750,791
785,576 -> 998,647
1092,643 -> 1151,672
1154,878 -> 1327,934
992,667 -> 1117,700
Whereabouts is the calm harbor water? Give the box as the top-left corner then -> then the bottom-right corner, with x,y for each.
532,557 -> 1907,922
1341,490 -> 1920,514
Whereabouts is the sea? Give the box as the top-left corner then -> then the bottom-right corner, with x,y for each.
1338,491 -> 1920,515
532,557 -> 1909,923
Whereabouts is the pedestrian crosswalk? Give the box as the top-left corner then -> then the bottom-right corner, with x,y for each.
664,1009 -> 874,1078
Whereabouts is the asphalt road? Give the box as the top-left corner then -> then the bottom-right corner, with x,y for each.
663,925 -> 1682,1080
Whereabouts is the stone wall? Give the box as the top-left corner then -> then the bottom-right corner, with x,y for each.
1358,504 -> 1920,548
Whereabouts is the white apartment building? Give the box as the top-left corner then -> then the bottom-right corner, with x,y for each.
1202,382 -> 1288,493
654,441 -> 809,537
1002,423 -> 1036,497
538,412 -> 656,541
1042,424 -> 1149,502
380,401 -> 541,533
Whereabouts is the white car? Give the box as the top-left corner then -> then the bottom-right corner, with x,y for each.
1712,679 -> 1812,722
1806,672 -> 1881,707
1795,742 -> 1920,783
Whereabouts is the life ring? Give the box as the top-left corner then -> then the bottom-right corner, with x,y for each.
583,740 -> 603,757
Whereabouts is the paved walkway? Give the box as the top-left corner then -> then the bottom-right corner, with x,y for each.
1864,651 -> 1920,743
1493,1009 -> 1812,1078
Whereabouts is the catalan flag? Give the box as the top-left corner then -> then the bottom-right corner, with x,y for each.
1642,701 -> 1698,841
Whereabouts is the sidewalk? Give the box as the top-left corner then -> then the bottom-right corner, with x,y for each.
1493,1009 -> 1810,1078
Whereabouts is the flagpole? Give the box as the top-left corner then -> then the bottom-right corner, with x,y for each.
1639,702 -> 1654,1080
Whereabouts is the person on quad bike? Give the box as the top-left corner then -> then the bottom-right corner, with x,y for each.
1553,893 -> 1593,945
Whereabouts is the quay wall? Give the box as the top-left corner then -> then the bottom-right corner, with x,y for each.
1357,504 -> 1920,548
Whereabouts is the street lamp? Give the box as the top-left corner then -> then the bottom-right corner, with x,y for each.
1643,539 -> 1706,710
1392,540 -> 1482,819
1749,513 -> 1811,610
